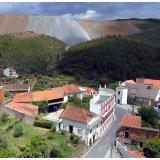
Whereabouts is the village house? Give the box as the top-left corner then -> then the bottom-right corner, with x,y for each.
116,86 -> 128,105
90,85 -> 116,136
0,87 -> 38,124
13,90 -> 64,112
56,84 -> 83,102
3,67 -> 18,78
125,83 -> 160,107
79,86 -> 98,97
1,102 -> 38,125
3,83 -> 31,94
58,106 -> 101,146
118,115 -> 159,147
121,80 -> 136,86
136,78 -> 160,88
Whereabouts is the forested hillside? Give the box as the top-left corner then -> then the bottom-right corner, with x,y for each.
131,27 -> 160,46
58,36 -> 160,82
0,35 -> 65,75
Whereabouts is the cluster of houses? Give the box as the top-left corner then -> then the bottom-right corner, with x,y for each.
116,78 -> 160,110
0,76 -> 160,148
0,82 -> 116,146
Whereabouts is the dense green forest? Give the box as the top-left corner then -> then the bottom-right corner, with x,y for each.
1,31 -> 160,83
58,36 -> 160,82
0,35 -> 65,75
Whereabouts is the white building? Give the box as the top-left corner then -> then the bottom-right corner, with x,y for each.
58,106 -> 101,146
90,86 -> 116,136
3,67 -> 18,78
116,87 -> 128,105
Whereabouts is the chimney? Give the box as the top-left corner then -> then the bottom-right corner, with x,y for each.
0,86 -> 4,105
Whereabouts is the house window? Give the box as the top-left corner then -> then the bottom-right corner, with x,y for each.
63,124 -> 67,131
90,129 -> 92,133
118,91 -> 120,95
97,125 -> 99,128
78,128 -> 83,134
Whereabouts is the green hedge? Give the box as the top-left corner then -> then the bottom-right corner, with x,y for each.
34,120 -> 53,129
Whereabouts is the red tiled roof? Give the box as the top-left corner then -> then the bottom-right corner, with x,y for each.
128,150 -> 145,158
86,87 -> 98,96
3,83 -> 29,91
58,84 -> 81,94
13,90 -> 63,103
7,102 -> 38,117
60,106 -> 96,124
121,115 -> 141,129
136,78 -> 160,88
13,92 -> 32,103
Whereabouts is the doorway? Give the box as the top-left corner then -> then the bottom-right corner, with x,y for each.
89,138 -> 92,146
124,132 -> 129,138
69,125 -> 73,133
93,135 -> 96,143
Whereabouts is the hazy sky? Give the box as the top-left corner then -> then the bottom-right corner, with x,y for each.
0,2 -> 159,20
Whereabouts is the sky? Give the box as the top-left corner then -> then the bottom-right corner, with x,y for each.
0,2 -> 160,20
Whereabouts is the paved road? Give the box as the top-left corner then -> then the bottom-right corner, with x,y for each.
82,107 -> 130,158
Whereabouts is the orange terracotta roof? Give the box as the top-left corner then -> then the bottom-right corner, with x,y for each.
86,87 -> 98,96
60,106 -> 96,124
128,150 -> 145,158
121,115 -> 141,129
58,84 -> 81,94
136,78 -> 160,88
125,80 -> 136,84
13,92 -> 32,103
13,90 -> 63,103
7,102 -> 38,117
32,90 -> 63,102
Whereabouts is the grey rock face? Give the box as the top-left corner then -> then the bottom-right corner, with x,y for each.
26,15 -> 90,46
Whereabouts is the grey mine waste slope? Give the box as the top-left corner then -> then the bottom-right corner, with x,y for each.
0,14 -> 90,46
0,14 -> 147,45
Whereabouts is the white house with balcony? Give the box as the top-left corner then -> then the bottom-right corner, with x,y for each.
90,86 -> 116,136
58,106 -> 101,146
